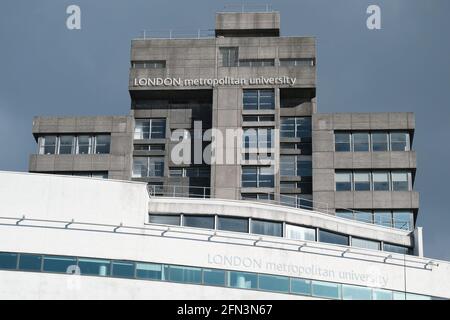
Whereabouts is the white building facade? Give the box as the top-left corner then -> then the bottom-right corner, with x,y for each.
0,171 -> 448,300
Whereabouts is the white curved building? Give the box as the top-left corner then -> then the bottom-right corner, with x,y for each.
0,171 -> 448,300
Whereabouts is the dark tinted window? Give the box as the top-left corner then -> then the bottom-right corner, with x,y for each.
183,215 -> 215,229
217,216 -> 248,233
18,254 -> 42,271
112,261 -> 135,278
43,256 -> 77,273
149,214 -> 180,226
319,230 -> 349,246
251,219 -> 282,237
0,252 -> 18,270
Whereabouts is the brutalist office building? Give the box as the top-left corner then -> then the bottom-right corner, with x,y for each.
29,11 -> 417,233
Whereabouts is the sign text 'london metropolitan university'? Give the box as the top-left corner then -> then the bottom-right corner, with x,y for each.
133,76 -> 297,87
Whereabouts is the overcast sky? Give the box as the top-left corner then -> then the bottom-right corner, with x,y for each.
0,0 -> 449,260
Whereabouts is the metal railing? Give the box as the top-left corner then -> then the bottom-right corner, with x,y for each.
218,4 -> 274,13
147,184 -> 412,231
136,29 -> 215,40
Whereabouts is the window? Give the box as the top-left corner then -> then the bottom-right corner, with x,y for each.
78,258 -> 110,276
391,171 -> 410,191
298,157 -> 312,177
39,136 -> 57,155
58,136 -> 74,154
280,156 -> 296,176
373,289 -> 393,300
280,117 -> 312,138
217,216 -> 249,233
335,210 -> 354,220
183,215 -> 215,229
94,135 -> 111,154
251,219 -> 282,237
132,157 -> 164,177
374,210 -> 392,228
291,278 -> 311,296
280,156 -> 312,177
132,60 -> 166,69
149,214 -> 180,226
285,224 -> 316,241
136,263 -> 163,280
242,128 -> 273,149
134,119 -> 166,140
203,269 -> 226,286
393,211 -> 413,230
351,237 -> 381,251
312,281 -> 341,299
112,261 -> 135,278
279,58 -> 315,67
342,285 -> 372,300
354,172 -> 371,191
243,89 -> 274,110
134,144 -> 165,151
220,47 -> 238,67
372,132 -> 389,151
239,59 -> 275,67
229,271 -> 257,289
258,274 -> 289,293
355,210 -> 372,223
43,256 -> 77,273
166,265 -> 202,284
383,243 -> 411,255
335,133 -> 351,152
391,132 -> 410,151
243,115 -> 274,122
280,194 -> 314,210
319,230 -> 349,246
336,171 -> 352,191
353,133 -> 369,152
0,252 -> 18,270
18,254 -> 42,271
241,166 -> 274,188
372,172 -> 390,191
77,136 -> 92,154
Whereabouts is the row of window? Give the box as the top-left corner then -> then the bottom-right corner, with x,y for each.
335,132 -> 411,152
38,135 -> 111,155
131,60 -> 166,69
243,115 -> 275,122
134,144 -> 166,151
0,252 -> 434,300
148,214 -> 411,255
168,167 -> 210,178
220,48 -> 315,68
336,209 -> 414,231
132,58 -> 314,70
336,170 -> 413,192
54,171 -> 108,179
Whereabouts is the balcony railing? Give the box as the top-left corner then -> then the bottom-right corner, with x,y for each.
135,29 -> 215,40
218,4 -> 274,13
146,185 -> 413,231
